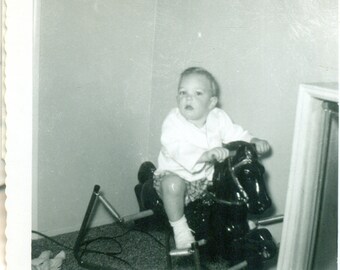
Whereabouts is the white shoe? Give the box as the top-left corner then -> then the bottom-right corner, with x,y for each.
32,250 -> 52,270
170,215 -> 195,249
173,227 -> 195,249
50,251 -> 66,270
32,250 -> 66,270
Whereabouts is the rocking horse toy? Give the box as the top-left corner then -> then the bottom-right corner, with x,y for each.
134,141 -> 280,269
74,141 -> 282,270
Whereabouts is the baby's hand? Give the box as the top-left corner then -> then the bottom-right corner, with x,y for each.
250,138 -> 271,155
205,147 -> 230,163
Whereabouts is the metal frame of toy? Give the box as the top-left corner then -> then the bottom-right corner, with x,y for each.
74,185 -> 283,270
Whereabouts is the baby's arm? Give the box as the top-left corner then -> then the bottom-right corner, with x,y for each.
198,139 -> 270,164
198,147 -> 230,163
250,138 -> 270,155
217,109 -> 270,155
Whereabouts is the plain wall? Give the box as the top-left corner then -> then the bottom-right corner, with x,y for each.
35,0 -> 156,235
148,0 -> 338,243
34,0 -> 338,248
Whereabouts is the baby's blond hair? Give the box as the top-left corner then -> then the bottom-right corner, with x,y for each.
178,67 -> 219,97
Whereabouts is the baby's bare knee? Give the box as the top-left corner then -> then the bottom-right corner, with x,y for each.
160,175 -> 186,196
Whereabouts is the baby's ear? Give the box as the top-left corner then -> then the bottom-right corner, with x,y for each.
209,96 -> 218,109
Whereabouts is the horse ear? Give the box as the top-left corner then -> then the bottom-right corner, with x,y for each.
138,161 -> 156,184
245,143 -> 258,159
223,141 -> 246,151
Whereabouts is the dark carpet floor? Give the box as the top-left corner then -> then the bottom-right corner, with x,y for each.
32,220 -> 277,270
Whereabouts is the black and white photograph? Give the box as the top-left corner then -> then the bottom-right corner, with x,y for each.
3,0 -> 338,269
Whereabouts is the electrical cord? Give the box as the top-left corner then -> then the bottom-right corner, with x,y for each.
131,228 -> 166,248
32,223 -> 166,270
78,236 -> 123,257
32,230 -> 73,251
32,229 -> 133,269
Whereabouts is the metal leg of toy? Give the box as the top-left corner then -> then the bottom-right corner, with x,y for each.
74,185 -> 209,270
73,185 -> 154,269
228,260 -> 248,270
97,187 -> 154,223
74,185 -> 122,270
74,185 -> 101,267
191,242 -> 201,270
252,214 -> 284,227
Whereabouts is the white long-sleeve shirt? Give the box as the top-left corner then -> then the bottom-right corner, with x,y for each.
155,107 -> 253,182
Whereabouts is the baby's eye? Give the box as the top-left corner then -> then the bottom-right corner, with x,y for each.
196,91 -> 203,96
178,90 -> 186,96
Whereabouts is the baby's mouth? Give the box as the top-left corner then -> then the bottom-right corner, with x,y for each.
185,105 -> 194,110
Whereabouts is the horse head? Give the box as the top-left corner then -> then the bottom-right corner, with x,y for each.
211,141 -> 271,215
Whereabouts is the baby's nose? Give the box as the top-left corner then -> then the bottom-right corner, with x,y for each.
185,94 -> 193,100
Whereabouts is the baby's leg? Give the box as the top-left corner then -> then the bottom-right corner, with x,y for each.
159,174 -> 186,221
159,174 -> 195,249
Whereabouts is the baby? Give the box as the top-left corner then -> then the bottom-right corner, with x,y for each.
154,67 -> 270,249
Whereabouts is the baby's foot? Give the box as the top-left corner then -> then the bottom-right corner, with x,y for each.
173,227 -> 195,249
170,215 -> 196,249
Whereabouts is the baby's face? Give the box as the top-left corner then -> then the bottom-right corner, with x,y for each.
177,74 -> 217,127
